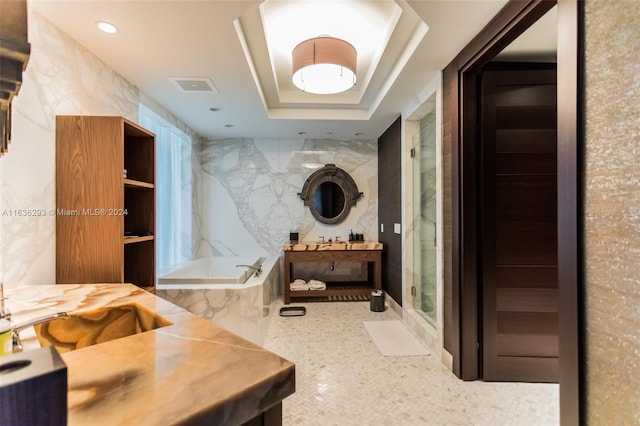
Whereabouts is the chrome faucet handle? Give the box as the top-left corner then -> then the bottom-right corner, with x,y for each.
318,236 -> 325,242
12,312 -> 69,353
335,236 -> 341,242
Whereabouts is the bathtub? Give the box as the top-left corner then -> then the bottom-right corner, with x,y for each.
157,256 -> 264,285
155,256 -> 281,346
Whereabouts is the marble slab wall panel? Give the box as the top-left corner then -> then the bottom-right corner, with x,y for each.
584,1 -> 640,423
0,10 -> 138,287
191,142 -> 203,260
196,138 -> 378,258
0,10 -> 201,287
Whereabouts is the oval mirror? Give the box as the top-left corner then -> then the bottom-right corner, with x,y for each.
314,182 -> 346,219
299,164 -> 363,225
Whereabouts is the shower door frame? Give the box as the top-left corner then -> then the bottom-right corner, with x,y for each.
409,104 -> 440,328
401,74 -> 444,357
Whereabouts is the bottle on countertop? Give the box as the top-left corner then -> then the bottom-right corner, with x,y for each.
0,282 -> 14,356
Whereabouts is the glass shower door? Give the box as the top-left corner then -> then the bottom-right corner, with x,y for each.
412,112 -> 437,326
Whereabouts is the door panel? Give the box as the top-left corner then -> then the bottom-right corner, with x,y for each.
481,67 -> 558,383
496,335 -> 558,357
490,357 -> 559,383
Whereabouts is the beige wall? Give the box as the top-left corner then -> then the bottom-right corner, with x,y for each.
584,0 -> 640,423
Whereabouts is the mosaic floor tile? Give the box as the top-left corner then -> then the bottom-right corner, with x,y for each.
264,300 -> 559,426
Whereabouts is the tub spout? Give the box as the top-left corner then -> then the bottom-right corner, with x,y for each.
235,264 -> 262,277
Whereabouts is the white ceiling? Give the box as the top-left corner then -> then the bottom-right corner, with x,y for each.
497,5 -> 558,62
240,0 -> 422,118
30,0 -> 513,141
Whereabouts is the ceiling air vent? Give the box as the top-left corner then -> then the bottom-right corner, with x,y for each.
169,77 -> 218,93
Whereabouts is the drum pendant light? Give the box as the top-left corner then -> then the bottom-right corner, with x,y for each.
292,36 -> 357,94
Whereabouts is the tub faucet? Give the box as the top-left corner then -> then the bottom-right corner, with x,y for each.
235,264 -> 262,277
12,312 -> 70,353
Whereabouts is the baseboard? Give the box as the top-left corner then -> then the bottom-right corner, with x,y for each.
441,348 -> 453,371
384,292 -> 403,317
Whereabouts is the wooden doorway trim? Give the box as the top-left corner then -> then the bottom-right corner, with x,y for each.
442,0 -> 582,424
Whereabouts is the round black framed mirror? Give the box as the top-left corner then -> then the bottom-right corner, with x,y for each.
299,164 -> 363,224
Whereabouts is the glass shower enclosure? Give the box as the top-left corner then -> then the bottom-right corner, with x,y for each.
411,108 -> 437,327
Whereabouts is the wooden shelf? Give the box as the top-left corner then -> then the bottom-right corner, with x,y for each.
124,178 -> 154,189
124,235 -> 155,244
56,116 -> 155,289
288,282 -> 373,299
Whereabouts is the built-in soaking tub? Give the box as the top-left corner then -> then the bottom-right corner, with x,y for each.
155,256 -> 281,346
157,256 -> 264,285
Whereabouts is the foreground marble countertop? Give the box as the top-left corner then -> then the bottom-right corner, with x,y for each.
5,284 -> 295,425
282,241 -> 383,251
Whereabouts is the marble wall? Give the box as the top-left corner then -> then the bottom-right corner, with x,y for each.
0,9 -> 198,287
583,1 -> 640,423
196,138 -> 378,257
0,10 -> 137,287
0,9 -> 378,288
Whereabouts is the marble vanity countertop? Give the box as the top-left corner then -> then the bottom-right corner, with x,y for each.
5,284 -> 295,425
282,241 -> 383,251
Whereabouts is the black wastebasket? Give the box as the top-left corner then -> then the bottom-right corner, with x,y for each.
370,290 -> 385,312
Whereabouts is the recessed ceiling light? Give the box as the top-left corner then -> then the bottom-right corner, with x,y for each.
96,21 -> 118,34
298,131 -> 307,135
209,107 -> 220,112
224,124 -> 234,128
354,132 -> 364,136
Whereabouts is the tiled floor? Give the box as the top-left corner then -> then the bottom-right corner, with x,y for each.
264,300 -> 559,426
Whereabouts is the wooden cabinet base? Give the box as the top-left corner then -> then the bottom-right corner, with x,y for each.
242,402 -> 282,426
283,250 -> 382,304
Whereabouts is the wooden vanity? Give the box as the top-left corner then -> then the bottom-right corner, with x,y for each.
282,242 -> 382,304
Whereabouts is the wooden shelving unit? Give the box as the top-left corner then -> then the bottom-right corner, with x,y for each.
56,115 -> 156,288
283,249 -> 382,304
123,235 -> 155,244
124,178 -> 154,189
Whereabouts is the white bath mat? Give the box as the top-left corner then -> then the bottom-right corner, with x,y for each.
363,320 -> 430,357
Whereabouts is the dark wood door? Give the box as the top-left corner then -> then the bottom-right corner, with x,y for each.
480,66 -> 558,382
